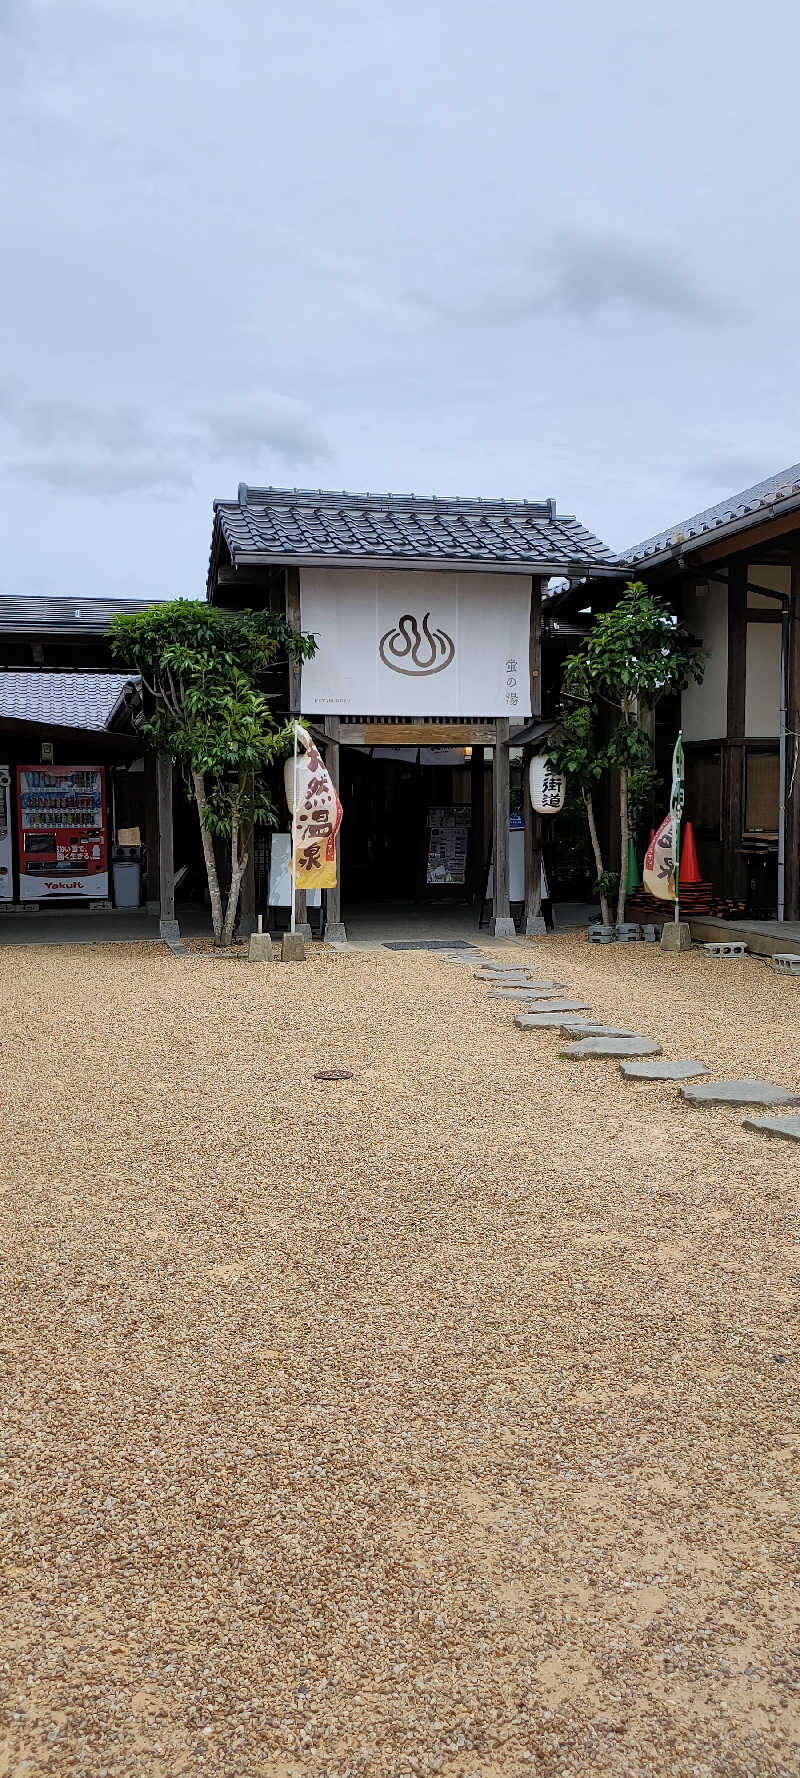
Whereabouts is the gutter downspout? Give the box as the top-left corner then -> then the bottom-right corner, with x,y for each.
779,601 -> 789,922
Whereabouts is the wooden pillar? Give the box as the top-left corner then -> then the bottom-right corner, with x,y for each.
469,745 -> 485,901
156,752 -> 178,938
787,555 -> 800,920
142,752 -> 160,913
286,566 -> 310,937
323,716 -> 346,942
491,717 -> 514,936
721,561 -> 748,900
524,576 -> 545,935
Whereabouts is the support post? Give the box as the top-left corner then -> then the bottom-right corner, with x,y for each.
787,555 -> 800,920
157,752 -> 179,941
721,561 -> 747,900
323,716 -> 346,942
286,567 -> 310,938
469,744 -> 485,901
524,576 -> 545,935
491,718 -> 514,937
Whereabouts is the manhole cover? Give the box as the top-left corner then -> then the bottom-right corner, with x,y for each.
314,1069 -> 354,1081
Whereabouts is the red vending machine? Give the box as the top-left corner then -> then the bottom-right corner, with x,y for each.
17,765 -> 109,902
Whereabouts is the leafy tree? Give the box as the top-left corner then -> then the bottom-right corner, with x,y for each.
109,601 -> 316,945
549,582 -> 705,926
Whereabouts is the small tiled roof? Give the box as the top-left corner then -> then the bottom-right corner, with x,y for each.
211,485 -> 616,579
624,462 -> 800,566
0,595 -> 154,635
0,673 -> 134,731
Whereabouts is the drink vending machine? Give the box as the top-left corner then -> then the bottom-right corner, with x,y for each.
17,765 -> 109,901
0,767 -> 12,901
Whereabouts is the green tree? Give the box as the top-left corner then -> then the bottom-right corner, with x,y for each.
550,582 -> 705,926
109,601 -> 316,946
547,655 -> 614,926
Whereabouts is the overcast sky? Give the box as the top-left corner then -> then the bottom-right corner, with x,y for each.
3,0 -> 800,600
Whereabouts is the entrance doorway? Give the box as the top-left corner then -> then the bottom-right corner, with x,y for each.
337,744 -> 490,937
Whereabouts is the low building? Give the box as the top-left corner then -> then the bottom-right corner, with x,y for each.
207,484 -> 618,938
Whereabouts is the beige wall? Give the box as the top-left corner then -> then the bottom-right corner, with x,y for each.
745,623 -> 781,737
681,584 -> 728,741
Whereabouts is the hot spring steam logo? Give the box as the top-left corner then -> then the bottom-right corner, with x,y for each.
378,612 -> 455,677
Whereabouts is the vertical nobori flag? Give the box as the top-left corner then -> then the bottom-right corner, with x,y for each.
642,732 -> 684,904
284,724 -> 342,890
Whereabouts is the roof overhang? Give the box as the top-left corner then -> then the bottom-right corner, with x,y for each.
624,486 -> 800,574
225,548 -> 623,579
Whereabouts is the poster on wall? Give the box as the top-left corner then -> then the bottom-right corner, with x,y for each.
0,767 -> 12,901
299,568 -> 531,717
17,765 -> 108,901
426,804 -> 471,885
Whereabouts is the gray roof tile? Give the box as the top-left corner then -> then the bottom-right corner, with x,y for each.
0,596 -> 156,635
212,485 -> 615,575
0,673 -> 134,731
624,462 -> 800,565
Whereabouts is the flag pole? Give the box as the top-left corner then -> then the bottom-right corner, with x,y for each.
290,719 -> 299,935
673,729 -> 683,927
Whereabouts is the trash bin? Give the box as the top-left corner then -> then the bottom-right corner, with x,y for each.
113,845 -> 141,908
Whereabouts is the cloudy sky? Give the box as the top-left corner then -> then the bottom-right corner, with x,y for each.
2,0 -> 799,599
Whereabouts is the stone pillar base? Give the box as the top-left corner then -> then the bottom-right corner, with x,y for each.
324,921 -> 348,944
248,931 -> 273,962
525,914 -> 547,936
491,916 -> 517,939
282,932 -> 307,961
660,920 -> 692,953
159,918 -> 181,942
294,922 -> 313,941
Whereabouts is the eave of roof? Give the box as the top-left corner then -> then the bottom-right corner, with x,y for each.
623,464 -> 800,570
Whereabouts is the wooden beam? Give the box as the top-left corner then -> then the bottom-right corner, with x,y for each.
339,722 -> 496,747
323,717 -> 346,941
721,560 -> 748,899
523,578 -> 545,934
492,718 -> 514,936
787,555 -> 800,919
156,752 -> 178,937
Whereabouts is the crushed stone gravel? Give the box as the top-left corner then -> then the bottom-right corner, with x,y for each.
0,931 -> 798,1778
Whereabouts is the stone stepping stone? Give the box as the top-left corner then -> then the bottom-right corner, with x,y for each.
474,969 -> 537,983
743,1114 -> 800,1142
560,1036 -> 662,1060
516,1014 -> 633,1033
488,984 -> 568,1001
511,998 -> 591,1015
680,1078 -> 800,1108
620,1059 -> 710,1081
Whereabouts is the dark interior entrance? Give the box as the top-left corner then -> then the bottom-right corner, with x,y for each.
339,746 -> 489,905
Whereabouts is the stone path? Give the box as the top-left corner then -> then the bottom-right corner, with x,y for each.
560,1035 -> 663,1060
470,946 -> 799,1147
620,1059 -> 710,1081
681,1078 -> 800,1109
742,1114 -> 800,1142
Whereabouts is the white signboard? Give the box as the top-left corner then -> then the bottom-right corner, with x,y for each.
299,568 -> 531,717
268,833 -> 321,908
0,767 -> 12,901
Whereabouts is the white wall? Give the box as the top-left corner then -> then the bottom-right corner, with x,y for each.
681,584 -> 728,741
745,622 -> 781,737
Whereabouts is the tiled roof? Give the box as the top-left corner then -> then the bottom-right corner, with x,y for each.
624,462 -> 800,565
212,485 -> 616,577
0,596 -> 154,635
0,673 -> 135,731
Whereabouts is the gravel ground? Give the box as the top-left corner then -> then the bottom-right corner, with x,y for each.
0,934 -> 798,1778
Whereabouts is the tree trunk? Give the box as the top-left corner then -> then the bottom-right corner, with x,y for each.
617,766 -> 629,926
192,769 -> 224,943
221,797 -> 245,948
584,790 -> 610,927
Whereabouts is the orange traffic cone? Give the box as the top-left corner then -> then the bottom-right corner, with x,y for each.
680,821 -> 701,885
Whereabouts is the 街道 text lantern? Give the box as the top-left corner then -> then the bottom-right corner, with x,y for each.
529,754 -> 566,815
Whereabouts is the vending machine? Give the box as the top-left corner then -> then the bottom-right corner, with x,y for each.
17,765 -> 109,902
0,767 -> 12,901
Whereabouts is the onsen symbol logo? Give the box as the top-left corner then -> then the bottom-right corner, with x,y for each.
378,612 -> 455,676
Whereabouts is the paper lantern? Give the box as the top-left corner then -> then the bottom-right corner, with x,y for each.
529,754 -> 566,815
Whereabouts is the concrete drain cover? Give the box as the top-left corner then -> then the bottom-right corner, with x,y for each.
561,1036 -> 662,1059
743,1114 -> 800,1142
620,1059 -> 710,1081
681,1079 -> 800,1108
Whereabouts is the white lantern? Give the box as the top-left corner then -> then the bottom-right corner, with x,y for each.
529,754 -> 566,815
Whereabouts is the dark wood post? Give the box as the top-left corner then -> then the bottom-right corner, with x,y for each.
721,560 -> 748,900
323,716 -> 346,942
524,576 -> 545,935
286,566 -> 310,938
492,717 -> 514,936
787,554 -> 800,920
156,752 -> 178,939
469,744 -> 485,900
